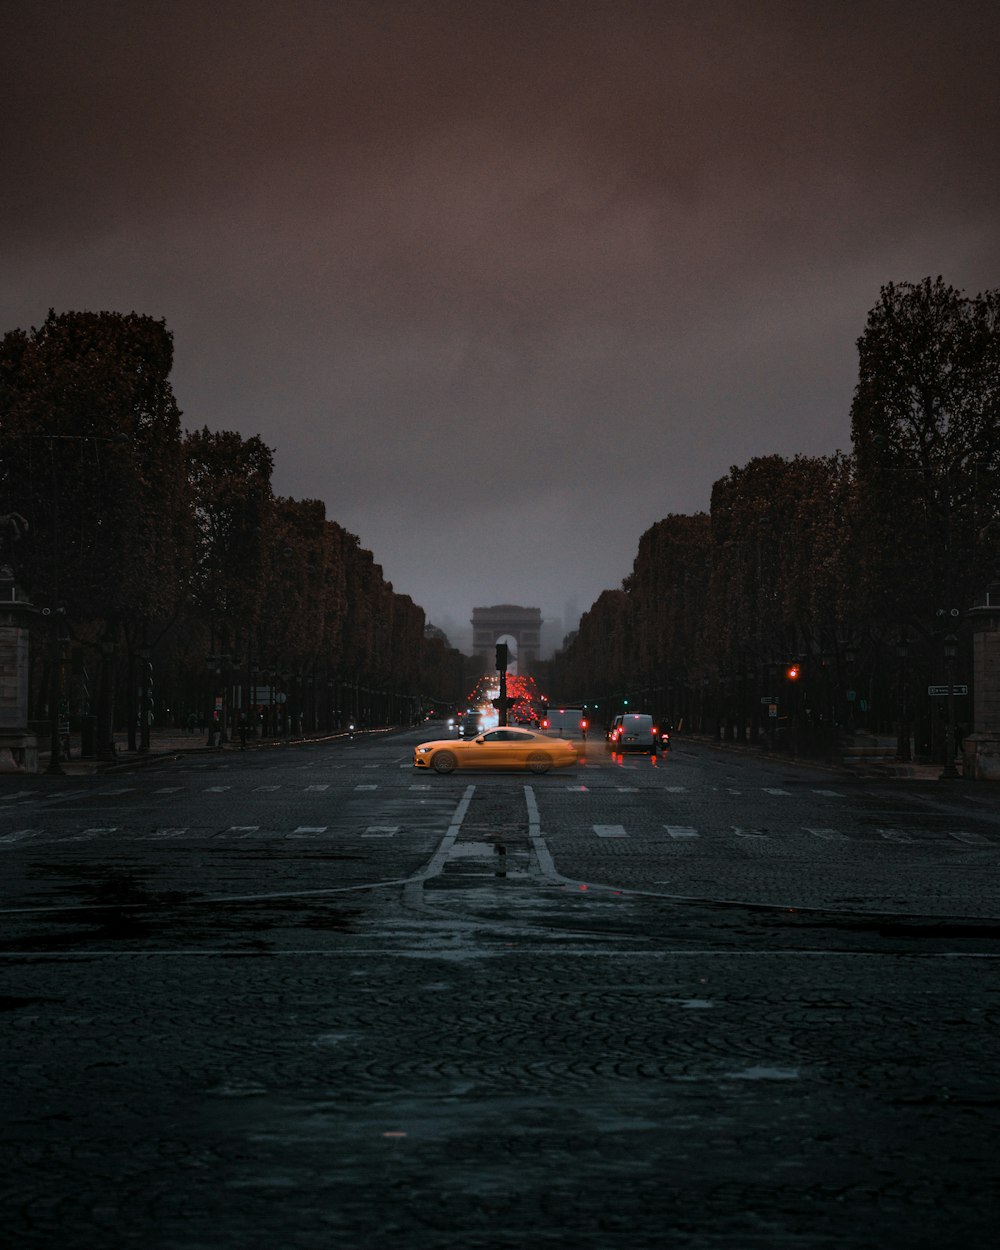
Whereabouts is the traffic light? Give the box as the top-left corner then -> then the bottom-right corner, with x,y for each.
786,663 -> 800,681
495,642 -> 508,671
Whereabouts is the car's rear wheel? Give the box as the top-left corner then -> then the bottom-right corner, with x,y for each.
432,750 -> 457,774
527,752 -> 551,774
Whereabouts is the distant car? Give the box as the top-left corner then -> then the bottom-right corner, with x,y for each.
457,713 -> 481,736
608,713 -> 658,754
414,727 -> 579,774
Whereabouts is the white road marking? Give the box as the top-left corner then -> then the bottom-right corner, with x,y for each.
206,786 -> 231,793
763,788 -> 790,796
812,789 -> 844,797
948,831 -> 990,845
363,825 -> 399,838
355,784 -> 378,790
254,785 -> 281,791
305,784 -> 329,791
228,825 -> 260,833
616,786 -> 638,792
879,828 -> 914,843
804,827 -> 849,841
292,826 -> 327,834
0,828 -> 43,843
665,825 -> 698,839
733,827 -> 769,839
151,828 -> 190,838
155,787 -> 183,793
594,824 -> 627,838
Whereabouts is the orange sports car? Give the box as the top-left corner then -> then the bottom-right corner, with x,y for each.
413,726 -> 579,774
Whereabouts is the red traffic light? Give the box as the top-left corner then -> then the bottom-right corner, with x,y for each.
786,664 -> 800,680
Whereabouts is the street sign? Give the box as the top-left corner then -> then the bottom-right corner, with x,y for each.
760,696 -> 776,704
928,684 -> 969,697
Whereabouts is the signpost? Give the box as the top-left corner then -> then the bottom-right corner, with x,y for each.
928,685 -> 968,697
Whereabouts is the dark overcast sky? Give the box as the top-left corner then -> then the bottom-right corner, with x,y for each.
4,0 -> 999,653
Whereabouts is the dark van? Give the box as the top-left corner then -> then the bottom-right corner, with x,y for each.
608,713 -> 657,754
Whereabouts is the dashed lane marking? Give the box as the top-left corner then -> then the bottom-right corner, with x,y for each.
305,784 -> 330,791
0,828 -> 43,843
763,788 -> 791,796
804,827 -> 849,841
254,785 -> 281,791
228,825 -> 260,833
593,824 -> 627,838
155,787 -> 183,793
151,828 -> 190,838
665,825 -> 698,839
355,784 -> 378,791
363,825 -> 399,838
292,825 -> 328,835
948,830 -> 991,845
205,786 -> 231,793
879,828 -> 915,843
813,789 -> 845,797
663,786 -> 687,793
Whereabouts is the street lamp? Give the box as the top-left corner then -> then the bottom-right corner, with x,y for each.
896,635 -> 910,762
940,633 -> 960,778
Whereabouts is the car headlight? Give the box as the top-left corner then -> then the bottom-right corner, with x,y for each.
416,746 -> 433,754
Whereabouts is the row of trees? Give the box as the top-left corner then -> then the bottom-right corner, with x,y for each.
0,309 -> 467,757
551,278 -> 1000,762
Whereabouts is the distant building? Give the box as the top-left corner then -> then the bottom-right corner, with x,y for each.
471,605 -> 542,675
424,623 -> 451,646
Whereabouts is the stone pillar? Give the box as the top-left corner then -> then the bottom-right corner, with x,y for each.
0,574 -> 38,773
964,592 -> 1000,781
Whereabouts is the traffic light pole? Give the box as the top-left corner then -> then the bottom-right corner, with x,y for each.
496,643 -> 509,727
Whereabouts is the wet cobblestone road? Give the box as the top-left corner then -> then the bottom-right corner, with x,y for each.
3,731 -> 999,1248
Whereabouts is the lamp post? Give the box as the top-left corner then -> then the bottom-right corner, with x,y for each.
941,632 -> 960,778
896,635 -> 910,762
43,606 -> 67,776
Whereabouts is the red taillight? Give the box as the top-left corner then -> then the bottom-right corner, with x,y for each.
542,718 -> 549,728
581,719 -> 588,730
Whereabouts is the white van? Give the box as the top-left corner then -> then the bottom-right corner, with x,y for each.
541,706 -> 588,740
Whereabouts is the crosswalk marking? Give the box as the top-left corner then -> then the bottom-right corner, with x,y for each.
151,827 -> 189,838
804,827 -> 849,841
733,827 -> 769,839
355,784 -> 378,791
305,784 -> 329,791
206,786 -> 231,793
662,786 -> 687,793
0,828 -> 43,843
254,785 -> 281,791
665,825 -> 698,839
594,824 -> 627,838
228,825 -> 260,833
949,830 -> 989,845
763,788 -> 790,796
363,825 -> 399,837
292,825 -> 327,834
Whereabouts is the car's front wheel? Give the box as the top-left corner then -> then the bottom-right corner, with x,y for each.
527,752 -> 551,774
432,750 -> 457,774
